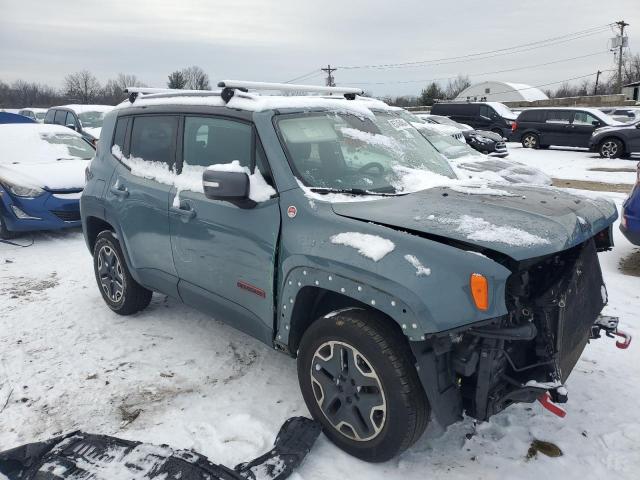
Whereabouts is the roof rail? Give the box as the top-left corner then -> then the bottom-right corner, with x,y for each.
123,87 -> 222,103
217,80 -> 363,102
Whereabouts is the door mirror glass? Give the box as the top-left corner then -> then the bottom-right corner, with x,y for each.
203,169 -> 249,201
591,120 -> 601,127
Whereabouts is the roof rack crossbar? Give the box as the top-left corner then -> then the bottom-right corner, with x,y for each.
217,80 -> 363,96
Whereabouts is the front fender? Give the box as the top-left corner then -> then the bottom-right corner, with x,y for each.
275,189 -> 513,344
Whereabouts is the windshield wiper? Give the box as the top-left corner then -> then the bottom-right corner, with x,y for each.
309,187 -> 399,196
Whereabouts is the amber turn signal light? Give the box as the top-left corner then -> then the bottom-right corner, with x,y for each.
470,273 -> 489,311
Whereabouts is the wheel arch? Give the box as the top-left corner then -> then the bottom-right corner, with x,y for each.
599,135 -> 627,152
278,266 -> 424,356
85,216 -> 114,253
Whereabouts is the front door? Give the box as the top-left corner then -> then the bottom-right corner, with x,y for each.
571,111 -> 601,147
169,115 -> 280,343
106,114 -> 179,295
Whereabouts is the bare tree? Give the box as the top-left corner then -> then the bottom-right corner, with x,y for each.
64,70 -> 101,104
182,66 -> 210,90
102,73 -> 146,104
444,75 -> 471,99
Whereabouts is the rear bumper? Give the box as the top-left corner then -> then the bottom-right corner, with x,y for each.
0,188 -> 81,233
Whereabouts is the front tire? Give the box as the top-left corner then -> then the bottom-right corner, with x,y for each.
297,309 -> 429,462
522,133 -> 539,149
599,138 -> 624,159
93,230 -> 152,315
0,213 -> 15,240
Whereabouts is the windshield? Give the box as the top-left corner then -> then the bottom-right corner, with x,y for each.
277,111 -> 456,194
430,115 -> 465,129
78,111 -> 106,128
420,131 -> 481,160
487,102 -> 516,120
39,133 -> 95,160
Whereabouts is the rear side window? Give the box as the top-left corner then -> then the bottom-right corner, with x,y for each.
519,110 -> 545,122
183,116 -> 252,169
112,117 -> 129,153
545,111 -> 572,124
44,110 -> 55,123
54,110 -> 67,125
129,115 -> 179,168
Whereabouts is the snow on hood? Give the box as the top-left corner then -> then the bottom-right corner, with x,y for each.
0,160 -> 89,191
331,183 -> 617,261
453,158 -> 552,186
83,127 -> 101,139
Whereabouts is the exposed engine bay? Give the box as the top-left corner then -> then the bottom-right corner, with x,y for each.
411,235 -> 631,427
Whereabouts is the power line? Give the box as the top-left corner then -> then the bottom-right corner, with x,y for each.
337,24 -> 614,70
344,51 -> 609,86
284,69 -> 321,84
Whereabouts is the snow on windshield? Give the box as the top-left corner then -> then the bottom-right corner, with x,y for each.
0,124 -> 94,164
112,146 -> 275,206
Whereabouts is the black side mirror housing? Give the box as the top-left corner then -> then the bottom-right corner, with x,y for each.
592,120 -> 601,127
203,169 -> 249,201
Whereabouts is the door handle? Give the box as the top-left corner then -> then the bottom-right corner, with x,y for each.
110,184 -> 129,198
170,204 -> 196,220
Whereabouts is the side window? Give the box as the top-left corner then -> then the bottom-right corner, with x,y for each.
65,112 -> 77,127
183,116 -> 252,169
44,110 -> 55,123
545,111 -> 572,124
112,117 -> 129,153
479,105 -> 490,118
572,111 -> 599,126
129,115 -> 179,168
54,110 -> 67,125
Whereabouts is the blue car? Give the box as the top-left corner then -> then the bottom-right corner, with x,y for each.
621,163 -> 640,245
0,123 -> 95,238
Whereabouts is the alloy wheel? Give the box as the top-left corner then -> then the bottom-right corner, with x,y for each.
601,141 -> 618,158
310,341 -> 386,442
523,134 -> 537,148
97,245 -> 125,303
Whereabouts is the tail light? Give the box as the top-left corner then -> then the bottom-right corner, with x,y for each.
511,121 -> 518,132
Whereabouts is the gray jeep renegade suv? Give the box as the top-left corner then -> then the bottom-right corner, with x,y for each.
80,82 -> 629,462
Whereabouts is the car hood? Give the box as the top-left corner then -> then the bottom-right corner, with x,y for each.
467,130 -> 503,141
331,184 -> 617,261
454,158 -> 552,186
83,127 -> 101,140
594,122 -> 639,135
0,160 -> 89,191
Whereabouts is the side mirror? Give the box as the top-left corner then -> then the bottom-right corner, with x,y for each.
65,123 -> 77,131
203,169 -> 249,201
592,120 -> 601,127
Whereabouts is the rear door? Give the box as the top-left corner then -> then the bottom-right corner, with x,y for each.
169,115 -> 280,343
571,111 -> 602,147
542,110 -> 574,146
106,114 -> 179,296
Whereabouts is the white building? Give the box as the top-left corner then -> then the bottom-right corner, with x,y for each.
622,81 -> 640,102
455,81 -> 549,103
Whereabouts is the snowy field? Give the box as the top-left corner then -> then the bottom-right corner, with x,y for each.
1,144 -> 639,479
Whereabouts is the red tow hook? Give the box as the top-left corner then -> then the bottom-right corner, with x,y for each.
537,392 -> 567,418
614,330 -> 632,349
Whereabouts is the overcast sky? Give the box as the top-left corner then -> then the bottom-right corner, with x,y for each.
1,0 -> 638,97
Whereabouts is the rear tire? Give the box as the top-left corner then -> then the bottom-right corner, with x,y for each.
522,133 -> 539,149
297,308 -> 430,462
599,138 -> 624,159
93,230 -> 152,315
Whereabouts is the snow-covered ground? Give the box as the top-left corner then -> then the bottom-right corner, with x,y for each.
1,146 -> 639,479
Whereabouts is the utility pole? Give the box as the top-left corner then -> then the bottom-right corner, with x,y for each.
321,64 -> 337,87
594,70 -> 601,95
615,20 -> 629,94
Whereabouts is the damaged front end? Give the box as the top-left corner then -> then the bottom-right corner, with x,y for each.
412,238 -> 631,427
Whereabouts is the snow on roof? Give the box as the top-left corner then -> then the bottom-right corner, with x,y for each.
500,82 -> 548,102
115,92 -> 387,117
57,104 -> 114,113
21,107 -> 48,113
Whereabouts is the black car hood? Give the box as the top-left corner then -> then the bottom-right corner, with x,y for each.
332,184 -> 617,261
466,130 -> 504,141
